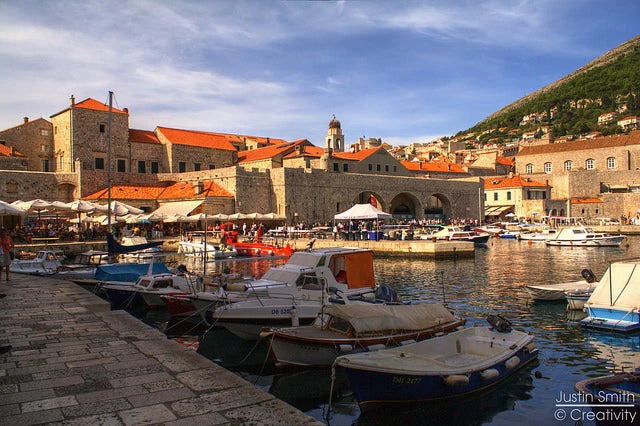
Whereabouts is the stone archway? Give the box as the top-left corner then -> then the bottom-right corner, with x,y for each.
352,191 -> 385,211
424,193 -> 451,220
390,192 -> 421,220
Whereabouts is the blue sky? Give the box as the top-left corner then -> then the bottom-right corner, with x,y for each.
0,1 -> 638,146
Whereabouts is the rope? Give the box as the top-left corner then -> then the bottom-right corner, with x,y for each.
326,360 -> 337,423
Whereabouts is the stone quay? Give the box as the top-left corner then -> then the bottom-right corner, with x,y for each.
0,273 -> 321,425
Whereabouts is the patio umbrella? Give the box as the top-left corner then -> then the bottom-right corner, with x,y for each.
0,200 -> 26,216
210,213 -> 229,221
106,201 -> 144,216
17,199 -> 53,220
66,200 -> 103,224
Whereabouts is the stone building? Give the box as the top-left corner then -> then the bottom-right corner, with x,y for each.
517,130 -> 640,220
0,117 -> 52,171
483,174 -> 550,221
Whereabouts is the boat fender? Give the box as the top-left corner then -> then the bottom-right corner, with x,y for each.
505,356 -> 521,369
290,306 -> 299,327
338,344 -> 354,352
444,375 -> 469,386
366,344 -> 386,352
400,339 -> 416,346
226,282 -> 246,292
480,369 -> 500,381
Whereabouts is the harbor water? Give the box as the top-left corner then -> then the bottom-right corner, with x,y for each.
144,237 -> 640,426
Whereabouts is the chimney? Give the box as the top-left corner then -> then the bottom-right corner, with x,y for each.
194,181 -> 204,195
123,108 -> 129,114
23,117 -> 29,124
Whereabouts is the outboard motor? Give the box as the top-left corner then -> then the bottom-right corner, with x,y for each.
176,264 -> 188,274
487,314 -> 512,333
375,285 -> 399,303
581,268 -> 597,283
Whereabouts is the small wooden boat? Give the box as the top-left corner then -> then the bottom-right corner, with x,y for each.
575,370 -> 639,425
262,303 -> 466,368
335,316 -> 538,407
525,269 -> 597,301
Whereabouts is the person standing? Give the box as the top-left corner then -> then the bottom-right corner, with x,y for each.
0,229 -> 13,281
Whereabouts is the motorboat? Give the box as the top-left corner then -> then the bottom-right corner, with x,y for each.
261,302 -> 466,369
518,226 -> 557,242
177,240 -> 238,259
118,236 -> 164,262
233,240 -> 294,257
430,226 -> 490,245
582,260 -> 640,332
476,225 -> 503,236
71,261 -> 172,293
11,250 -> 65,275
545,226 -> 625,247
496,230 -> 520,239
565,289 -> 593,310
102,264 -> 202,310
48,250 -> 110,281
197,247 -> 385,340
335,315 -> 538,407
575,370 -> 639,423
525,269 -> 598,301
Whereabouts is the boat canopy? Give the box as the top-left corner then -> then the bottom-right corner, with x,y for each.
330,250 -> 376,289
325,303 -> 456,333
587,261 -> 640,309
152,200 -> 204,218
94,263 -> 171,282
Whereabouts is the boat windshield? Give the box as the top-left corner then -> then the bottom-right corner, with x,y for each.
261,268 -> 301,284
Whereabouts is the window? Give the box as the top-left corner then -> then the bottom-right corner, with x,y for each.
333,163 -> 339,172
138,161 -> 146,173
376,164 -> 381,172
42,159 -> 50,172
544,162 -> 552,174
368,164 -> 372,171
194,163 -> 201,171
526,163 -> 533,174
209,164 -> 215,170
41,144 -> 49,152
95,157 -> 105,170
117,159 -> 126,172
507,191 -> 512,201
393,166 -> 397,172
99,124 -> 106,133
58,154 -> 64,170
151,161 -> 159,173
607,157 -> 616,169
385,165 -> 389,172
40,129 -> 49,136
586,159 -> 594,170
493,193 -> 498,201
484,193 -> 487,202
343,163 -> 348,172
564,160 -> 572,171
178,162 -> 186,173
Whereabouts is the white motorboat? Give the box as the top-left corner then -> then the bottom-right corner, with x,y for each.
430,226 -> 490,245
177,240 -> 238,259
518,226 -> 557,242
565,289 -> 593,310
48,250 -> 110,281
525,268 -> 598,301
545,226 -> 625,247
262,303 -> 466,368
11,250 -> 65,275
118,236 -> 164,262
198,247 -> 387,340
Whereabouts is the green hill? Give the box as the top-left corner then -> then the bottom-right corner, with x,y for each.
462,35 -> 640,145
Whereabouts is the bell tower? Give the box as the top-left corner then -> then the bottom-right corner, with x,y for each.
325,115 -> 344,152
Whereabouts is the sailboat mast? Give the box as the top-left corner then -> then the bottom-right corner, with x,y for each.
107,91 -> 113,231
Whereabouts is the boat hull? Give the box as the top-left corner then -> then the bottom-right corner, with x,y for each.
575,372 -> 640,426
581,307 -> 640,333
546,237 -> 625,247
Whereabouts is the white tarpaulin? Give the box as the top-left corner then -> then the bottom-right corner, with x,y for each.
152,200 -> 204,218
334,203 -> 392,220
587,261 -> 640,310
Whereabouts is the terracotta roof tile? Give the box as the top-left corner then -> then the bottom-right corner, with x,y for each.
82,180 -> 232,201
74,98 -> 128,115
484,175 -> 547,189
519,130 -> 640,156
129,129 -> 161,144
571,198 -> 602,204
401,160 -> 466,173
157,127 -> 237,151
332,147 -> 381,161
0,145 -> 25,157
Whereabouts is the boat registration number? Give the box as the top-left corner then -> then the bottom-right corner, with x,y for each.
271,308 -> 292,315
391,377 -> 422,385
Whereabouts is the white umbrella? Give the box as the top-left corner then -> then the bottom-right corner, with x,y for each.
0,200 -> 26,216
505,212 -> 517,218
16,199 -> 53,220
211,213 -> 229,221
106,201 -> 144,216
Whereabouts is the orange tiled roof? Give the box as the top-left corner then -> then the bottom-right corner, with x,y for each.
401,160 -> 465,173
484,175 -> 547,189
83,180 -> 232,201
519,131 -> 640,156
282,143 -> 325,159
571,198 -> 602,204
156,127 -> 237,151
333,147 -> 382,161
238,140 -> 300,163
0,144 -> 25,157
129,129 -> 160,144
74,98 -> 128,115
497,156 -> 515,166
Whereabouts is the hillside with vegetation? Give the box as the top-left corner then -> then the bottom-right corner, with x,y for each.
460,35 -> 640,146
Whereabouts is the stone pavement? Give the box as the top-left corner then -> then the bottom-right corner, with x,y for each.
0,272 -> 322,425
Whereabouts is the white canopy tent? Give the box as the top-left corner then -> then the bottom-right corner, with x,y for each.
151,200 -> 204,219
334,204 -> 392,220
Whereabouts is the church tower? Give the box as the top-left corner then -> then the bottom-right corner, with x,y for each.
325,115 -> 344,152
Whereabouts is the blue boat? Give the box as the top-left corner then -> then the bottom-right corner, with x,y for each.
582,260 -> 640,333
335,316 -> 538,407
575,370 -> 639,425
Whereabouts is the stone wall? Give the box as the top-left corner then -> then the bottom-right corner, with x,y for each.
0,170 -> 79,203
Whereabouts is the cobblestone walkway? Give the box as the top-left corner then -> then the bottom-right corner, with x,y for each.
0,273 -> 321,425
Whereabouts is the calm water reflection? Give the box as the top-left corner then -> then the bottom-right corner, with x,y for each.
152,237 -> 640,425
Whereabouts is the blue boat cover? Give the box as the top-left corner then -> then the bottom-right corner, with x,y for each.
94,262 -> 171,282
